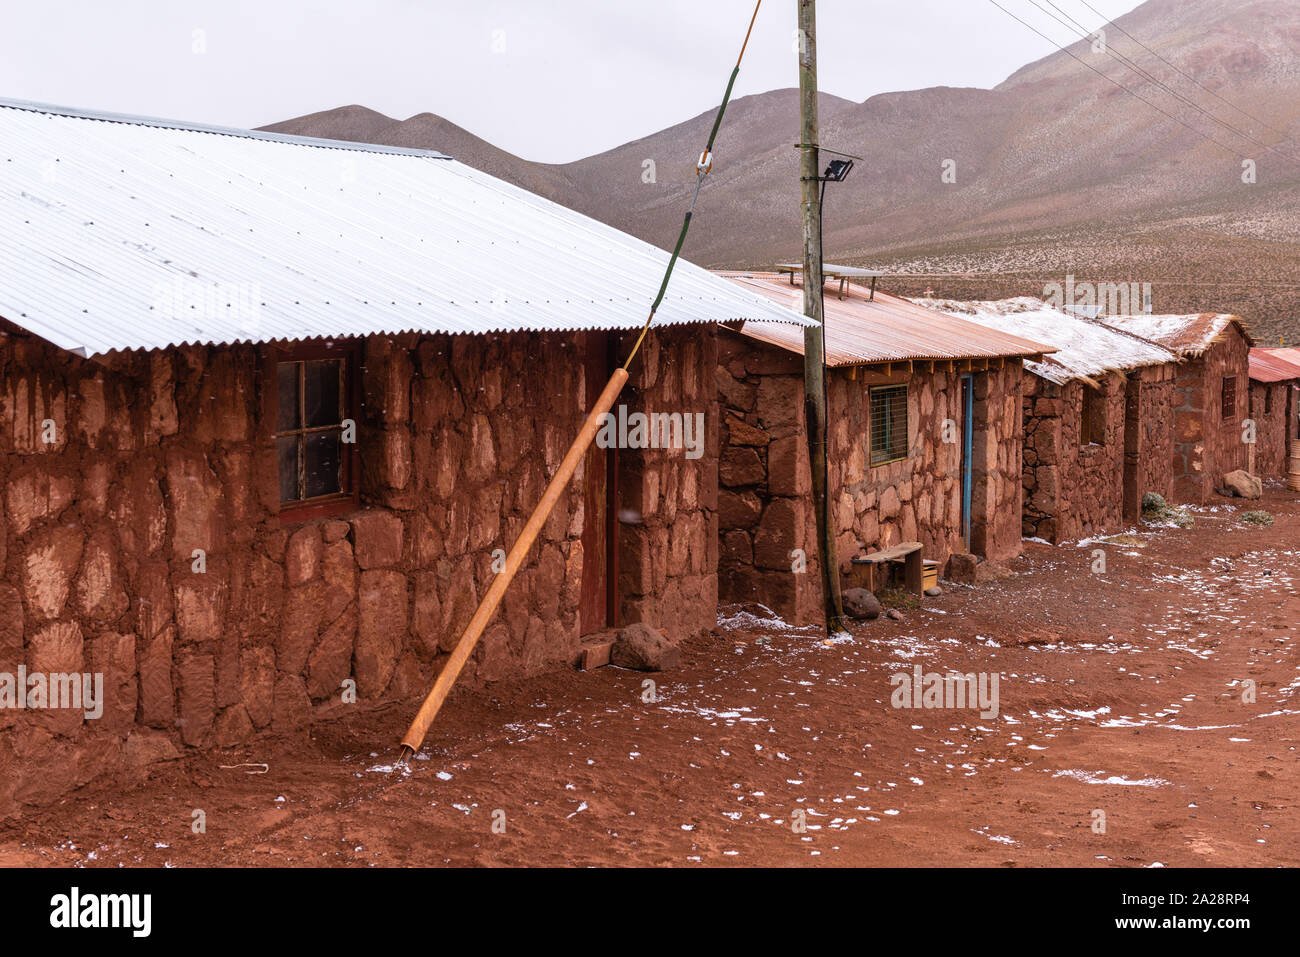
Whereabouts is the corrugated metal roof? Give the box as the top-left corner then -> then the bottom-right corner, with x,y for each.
917,297 -> 1179,386
1249,347 -> 1300,383
719,273 -> 1054,367
1099,313 -> 1253,356
0,99 -> 812,358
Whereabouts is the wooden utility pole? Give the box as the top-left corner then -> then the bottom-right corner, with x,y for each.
797,0 -> 846,634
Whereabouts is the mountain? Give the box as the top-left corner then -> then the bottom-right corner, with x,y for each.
262,0 -> 1300,342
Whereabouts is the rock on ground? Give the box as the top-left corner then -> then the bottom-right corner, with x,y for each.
611,622 -> 680,671
842,588 -> 882,620
1218,470 -> 1262,499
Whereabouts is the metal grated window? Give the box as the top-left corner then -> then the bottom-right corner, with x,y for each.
869,384 -> 909,466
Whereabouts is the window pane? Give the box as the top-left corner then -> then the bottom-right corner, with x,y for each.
277,435 -> 301,502
304,430 -> 343,499
304,359 -> 342,428
277,362 -> 300,433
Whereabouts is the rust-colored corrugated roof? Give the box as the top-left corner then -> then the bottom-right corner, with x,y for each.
1249,347 -> 1300,383
718,272 -> 1054,367
1099,313 -> 1253,356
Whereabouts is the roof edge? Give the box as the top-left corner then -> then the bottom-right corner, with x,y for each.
0,96 -> 453,160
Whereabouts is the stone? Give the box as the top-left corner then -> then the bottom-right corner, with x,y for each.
355,570 -> 408,697
165,449 -> 223,561
886,608 -> 904,621
272,674 -> 312,732
767,436 -> 810,497
23,524 -> 84,620
946,553 -> 979,585
718,488 -> 762,529
1218,469 -> 1262,500
725,417 -> 770,447
719,446 -> 765,486
123,731 -> 180,768
214,706 -> 254,748
74,529 -> 129,623
842,587 -> 882,620
139,629 -> 175,729
351,512 -> 404,569
307,606 -> 356,701
610,622 -> 680,671
176,651 -> 215,747
285,525 -> 322,585
240,645 -> 276,729
925,586 -> 944,598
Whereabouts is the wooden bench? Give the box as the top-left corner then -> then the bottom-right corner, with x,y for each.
849,541 -> 924,595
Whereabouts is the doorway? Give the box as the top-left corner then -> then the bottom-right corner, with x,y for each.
960,373 -> 974,551
1122,374 -> 1141,522
580,331 -> 619,635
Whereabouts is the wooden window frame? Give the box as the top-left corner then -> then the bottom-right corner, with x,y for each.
266,341 -> 361,524
868,383 -> 909,467
1221,375 -> 1237,423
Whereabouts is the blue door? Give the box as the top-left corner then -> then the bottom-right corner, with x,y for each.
960,374 -> 974,551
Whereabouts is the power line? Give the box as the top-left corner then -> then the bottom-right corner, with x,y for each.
1072,0 -> 1293,141
984,0 -> 1246,158
1029,0 -> 1300,167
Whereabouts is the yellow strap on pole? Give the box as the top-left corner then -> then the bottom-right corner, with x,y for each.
398,368 -> 629,759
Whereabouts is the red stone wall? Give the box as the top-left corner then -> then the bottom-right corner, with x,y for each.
0,323 -> 715,818
1022,372 -> 1126,543
1172,326 -> 1252,502
716,330 -> 1025,624
1132,365 -> 1177,510
1249,380 -> 1298,479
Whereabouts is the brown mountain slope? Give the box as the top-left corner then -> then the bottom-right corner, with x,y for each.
263,0 -> 1300,341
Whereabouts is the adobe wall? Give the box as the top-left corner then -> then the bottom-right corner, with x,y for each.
0,323 -> 715,818
1172,326 -> 1251,502
1249,380 -> 1297,479
716,330 -> 1024,624
1022,372 -> 1126,543
1133,364 -> 1177,508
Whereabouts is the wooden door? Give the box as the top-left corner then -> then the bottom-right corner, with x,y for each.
580,332 -> 618,634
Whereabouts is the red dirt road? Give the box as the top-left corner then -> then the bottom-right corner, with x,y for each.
3,490 -> 1298,868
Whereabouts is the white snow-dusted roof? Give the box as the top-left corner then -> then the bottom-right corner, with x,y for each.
917,297 -> 1179,385
1098,313 -> 1250,357
0,98 -> 812,358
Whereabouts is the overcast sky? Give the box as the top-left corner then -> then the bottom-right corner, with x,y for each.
0,0 -> 1143,163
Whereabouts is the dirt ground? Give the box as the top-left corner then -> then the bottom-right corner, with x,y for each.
3,488 -> 1298,868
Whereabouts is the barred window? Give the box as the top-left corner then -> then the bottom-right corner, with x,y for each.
1221,375 -> 1237,421
869,384 -> 909,466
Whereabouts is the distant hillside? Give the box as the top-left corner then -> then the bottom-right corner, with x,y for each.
264,0 -> 1300,343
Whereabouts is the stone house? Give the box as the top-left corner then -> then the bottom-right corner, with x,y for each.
715,274 -> 1050,625
1100,314 -> 1253,503
1247,348 -> 1300,480
0,101 -> 809,816
926,299 -> 1181,543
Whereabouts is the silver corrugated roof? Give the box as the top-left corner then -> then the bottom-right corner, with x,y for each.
0,99 -> 812,357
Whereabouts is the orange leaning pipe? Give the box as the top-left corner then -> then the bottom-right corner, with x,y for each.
397,367 -> 629,762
